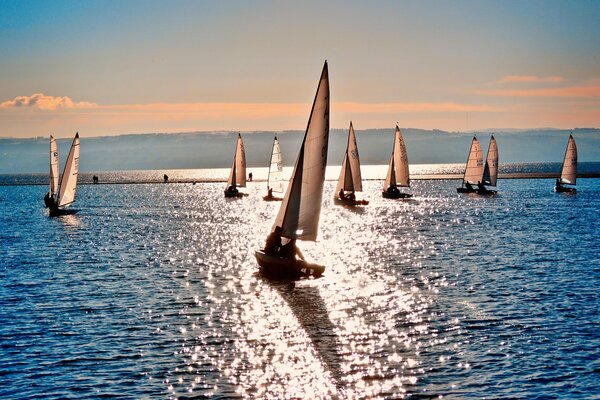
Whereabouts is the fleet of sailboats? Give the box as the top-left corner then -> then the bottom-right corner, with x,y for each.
44,133 -> 80,216
334,122 -> 368,206
554,134 -> 577,193
263,135 -> 284,201
224,133 -> 247,197
255,61 -> 329,279
382,125 -> 412,199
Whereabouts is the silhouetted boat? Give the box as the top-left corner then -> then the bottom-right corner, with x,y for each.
45,133 -> 80,216
263,135 -> 284,201
554,134 -> 577,193
224,133 -> 246,197
255,61 -> 329,279
382,125 -> 412,199
457,136 -> 484,193
334,121 -> 368,206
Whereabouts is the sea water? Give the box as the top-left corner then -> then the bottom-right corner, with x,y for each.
0,176 -> 599,398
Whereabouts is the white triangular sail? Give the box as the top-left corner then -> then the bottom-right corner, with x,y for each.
226,133 -> 247,188
49,135 -> 59,199
57,133 -> 80,207
336,121 -> 363,193
482,135 -> 498,186
463,137 -> 484,185
383,126 -> 410,189
560,134 -> 577,185
267,135 -> 284,193
273,61 -> 329,241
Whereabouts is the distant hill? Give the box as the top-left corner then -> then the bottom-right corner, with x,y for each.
1,128 -> 599,173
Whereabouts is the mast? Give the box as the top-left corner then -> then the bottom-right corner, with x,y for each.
274,61 -> 329,241
57,132 -> 80,207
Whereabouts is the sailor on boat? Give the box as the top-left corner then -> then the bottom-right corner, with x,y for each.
263,226 -> 305,261
226,185 -> 239,195
338,188 -> 355,201
43,192 -> 59,213
385,185 -> 400,195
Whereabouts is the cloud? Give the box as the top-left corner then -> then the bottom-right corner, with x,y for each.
336,102 -> 499,113
477,84 -> 600,98
0,93 -> 97,110
496,75 -> 565,84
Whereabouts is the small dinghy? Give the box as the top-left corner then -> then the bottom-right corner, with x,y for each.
334,121 -> 369,206
224,133 -> 247,198
554,134 -> 577,193
382,125 -> 412,198
45,133 -> 80,217
263,135 -> 285,201
255,61 -> 330,279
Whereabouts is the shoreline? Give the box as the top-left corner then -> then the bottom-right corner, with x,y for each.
2,172 -> 599,186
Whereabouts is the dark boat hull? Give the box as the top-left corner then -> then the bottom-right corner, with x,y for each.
476,188 -> 497,195
554,185 -> 576,193
333,197 -> 369,206
49,208 -> 79,217
263,195 -> 283,202
382,191 -> 412,199
456,187 -> 476,193
255,250 -> 324,279
224,190 -> 244,198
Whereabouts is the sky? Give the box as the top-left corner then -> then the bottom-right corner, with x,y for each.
0,0 -> 599,138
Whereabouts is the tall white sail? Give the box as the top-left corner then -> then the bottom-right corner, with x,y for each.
226,133 -> 247,188
482,135 -> 498,186
49,135 -> 59,199
57,133 -> 80,207
267,136 -> 284,193
560,134 -> 577,185
274,61 -> 329,241
383,126 -> 410,189
463,137 -> 484,185
336,121 -> 363,193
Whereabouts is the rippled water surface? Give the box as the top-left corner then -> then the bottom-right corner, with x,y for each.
1,178 -> 599,399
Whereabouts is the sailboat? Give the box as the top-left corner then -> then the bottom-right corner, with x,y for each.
477,135 -> 498,195
224,133 -> 247,197
554,134 -> 577,193
334,121 -> 369,206
263,135 -> 284,201
457,136 -> 484,193
44,133 -> 80,216
382,125 -> 412,199
255,61 -> 329,279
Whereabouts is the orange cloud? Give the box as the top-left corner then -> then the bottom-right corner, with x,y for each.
336,102 -> 499,113
497,75 -> 564,84
0,93 -> 97,110
477,85 -> 600,98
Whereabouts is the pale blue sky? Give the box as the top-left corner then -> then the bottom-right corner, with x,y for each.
1,0 -> 599,136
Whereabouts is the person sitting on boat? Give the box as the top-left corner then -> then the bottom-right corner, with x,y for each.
264,226 -> 283,256
347,191 -> 356,201
477,181 -> 486,191
555,178 -> 563,190
280,237 -> 305,261
386,185 -> 400,194
464,182 -> 474,191
338,188 -> 345,200
267,187 -> 273,198
227,185 -> 238,194
43,192 -> 58,212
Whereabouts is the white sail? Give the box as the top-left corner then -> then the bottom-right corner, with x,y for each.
274,61 -> 329,241
226,133 -> 247,188
560,134 -> 577,185
267,136 -> 284,193
463,137 -> 484,185
49,135 -> 59,199
482,135 -> 498,186
383,126 -> 410,189
336,121 -> 363,193
57,133 -> 80,207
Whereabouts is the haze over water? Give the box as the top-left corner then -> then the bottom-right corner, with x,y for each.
1,176 -> 598,398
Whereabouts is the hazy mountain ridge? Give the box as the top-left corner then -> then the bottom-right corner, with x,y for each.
1,128 -> 599,173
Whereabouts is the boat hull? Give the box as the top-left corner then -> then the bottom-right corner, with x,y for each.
333,197 -> 369,206
554,185 -> 576,193
263,194 -> 283,202
456,187 -> 476,193
382,191 -> 412,199
49,208 -> 79,217
476,188 -> 497,195
255,250 -> 324,279
224,190 -> 244,198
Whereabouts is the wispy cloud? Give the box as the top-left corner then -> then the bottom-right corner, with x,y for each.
0,93 -> 97,110
496,75 -> 565,84
477,84 -> 600,98
336,102 -> 499,113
